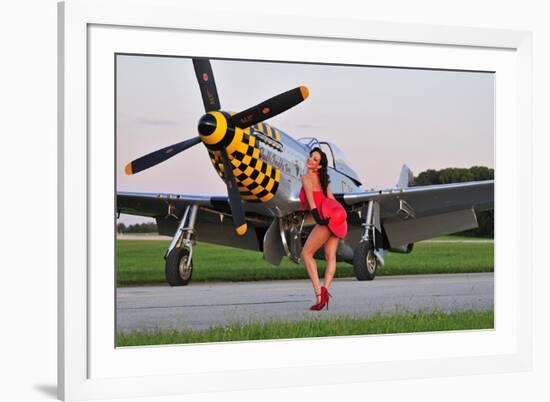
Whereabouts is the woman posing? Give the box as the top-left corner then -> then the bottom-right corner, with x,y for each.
299,147 -> 347,311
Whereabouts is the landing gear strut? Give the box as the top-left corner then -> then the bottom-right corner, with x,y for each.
165,205 -> 198,286
353,200 -> 382,281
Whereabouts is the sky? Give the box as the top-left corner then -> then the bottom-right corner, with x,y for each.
116,55 -> 494,225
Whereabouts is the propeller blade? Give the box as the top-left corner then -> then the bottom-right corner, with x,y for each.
192,59 -> 221,112
232,86 -> 309,129
124,136 -> 201,175
219,149 -> 248,235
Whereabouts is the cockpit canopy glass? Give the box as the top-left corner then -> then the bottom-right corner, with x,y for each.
298,137 -> 362,185
297,137 -> 320,150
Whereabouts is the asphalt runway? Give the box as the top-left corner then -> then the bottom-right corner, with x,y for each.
116,273 -> 493,333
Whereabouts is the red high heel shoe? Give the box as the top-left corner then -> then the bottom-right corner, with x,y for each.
309,286 -> 333,311
320,286 -> 332,310
310,293 -> 324,311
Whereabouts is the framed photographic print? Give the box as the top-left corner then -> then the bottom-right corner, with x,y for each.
58,0 -> 532,400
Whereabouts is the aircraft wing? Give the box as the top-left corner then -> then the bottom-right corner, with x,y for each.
336,180 -> 494,247
117,191 -> 232,218
117,191 -> 268,251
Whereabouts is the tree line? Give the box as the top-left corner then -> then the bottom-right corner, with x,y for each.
412,166 -> 494,238
117,222 -> 158,233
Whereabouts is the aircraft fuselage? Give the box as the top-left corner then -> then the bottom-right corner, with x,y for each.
204,115 -> 362,217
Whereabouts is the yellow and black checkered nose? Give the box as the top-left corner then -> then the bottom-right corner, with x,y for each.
198,111 -> 236,151
199,111 -> 282,206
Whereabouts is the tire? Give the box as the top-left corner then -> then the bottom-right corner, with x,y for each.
165,247 -> 193,286
353,241 -> 378,281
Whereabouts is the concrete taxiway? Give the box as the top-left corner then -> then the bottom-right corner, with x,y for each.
116,273 -> 493,332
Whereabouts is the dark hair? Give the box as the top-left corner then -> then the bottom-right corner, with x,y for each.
310,147 -> 330,196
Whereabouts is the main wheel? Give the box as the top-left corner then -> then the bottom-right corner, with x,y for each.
165,247 -> 193,286
352,241 -> 378,281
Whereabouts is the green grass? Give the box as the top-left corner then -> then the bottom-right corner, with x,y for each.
116,240 -> 494,286
116,309 -> 494,346
379,242 -> 493,276
426,235 -> 493,241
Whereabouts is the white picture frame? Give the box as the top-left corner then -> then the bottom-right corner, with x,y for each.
58,0 -> 533,400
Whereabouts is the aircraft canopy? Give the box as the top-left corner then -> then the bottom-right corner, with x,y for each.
298,137 -> 362,185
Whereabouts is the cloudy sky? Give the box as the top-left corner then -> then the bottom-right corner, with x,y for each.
116,55 -> 494,224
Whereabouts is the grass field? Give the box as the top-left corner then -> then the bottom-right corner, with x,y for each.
116,309 -> 494,346
423,235 -> 493,241
116,239 -> 494,286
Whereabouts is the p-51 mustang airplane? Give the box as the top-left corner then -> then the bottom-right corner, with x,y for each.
118,58 -> 494,286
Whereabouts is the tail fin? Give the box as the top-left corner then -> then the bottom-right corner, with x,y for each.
397,164 -> 414,188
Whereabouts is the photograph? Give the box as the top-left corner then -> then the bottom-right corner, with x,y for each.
115,55 -> 494,347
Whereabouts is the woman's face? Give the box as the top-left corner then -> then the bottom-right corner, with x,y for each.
307,151 -> 322,171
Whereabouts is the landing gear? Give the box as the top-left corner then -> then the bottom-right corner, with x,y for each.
165,205 -> 198,286
165,247 -> 193,286
353,200 -> 382,281
353,241 -> 378,281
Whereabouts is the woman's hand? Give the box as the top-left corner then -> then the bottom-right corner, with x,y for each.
311,208 -> 330,225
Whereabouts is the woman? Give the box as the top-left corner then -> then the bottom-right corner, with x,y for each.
300,147 -> 347,311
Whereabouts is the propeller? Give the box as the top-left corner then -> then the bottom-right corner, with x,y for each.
219,149 -> 247,235
232,86 -> 309,129
125,58 -> 309,235
124,137 -> 201,175
192,59 -> 221,112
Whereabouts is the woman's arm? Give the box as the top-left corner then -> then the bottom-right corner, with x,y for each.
301,175 -> 318,210
327,186 -> 336,200
302,175 -> 329,225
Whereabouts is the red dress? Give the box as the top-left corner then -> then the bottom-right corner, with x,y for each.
299,188 -> 326,213
299,186 -> 348,239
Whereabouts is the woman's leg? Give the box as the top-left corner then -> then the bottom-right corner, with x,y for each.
302,225 -> 331,301
323,236 -> 340,290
